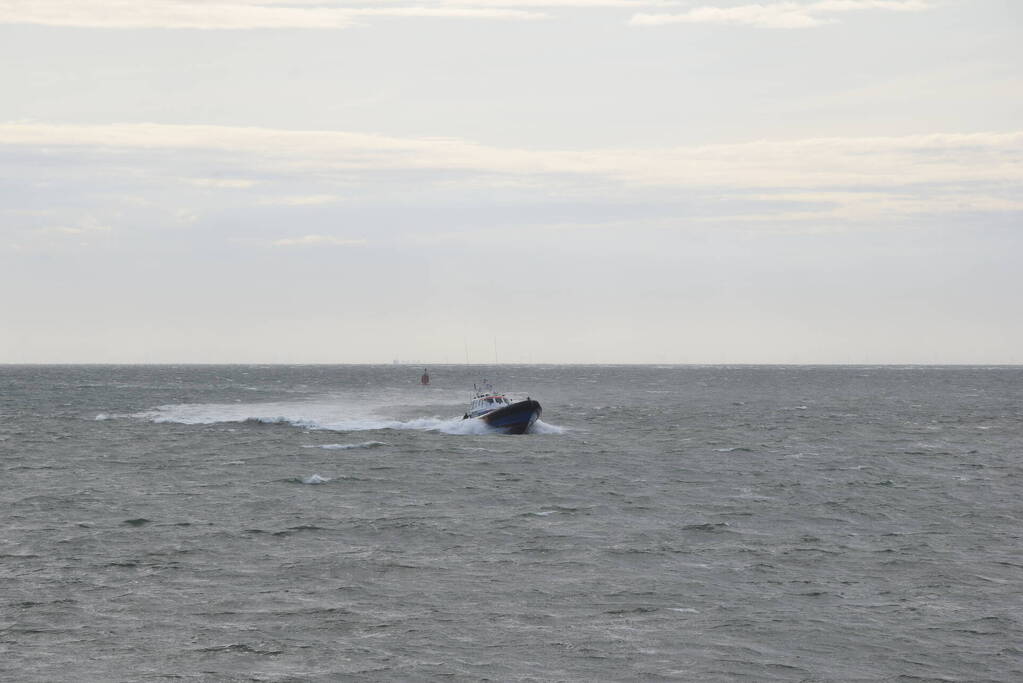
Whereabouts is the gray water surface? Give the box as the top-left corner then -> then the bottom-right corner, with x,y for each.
2,365 -> 1021,681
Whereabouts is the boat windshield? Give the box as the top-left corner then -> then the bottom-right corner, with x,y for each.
472,395 -> 507,409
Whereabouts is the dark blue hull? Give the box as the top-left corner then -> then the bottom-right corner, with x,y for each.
476,399 -> 541,434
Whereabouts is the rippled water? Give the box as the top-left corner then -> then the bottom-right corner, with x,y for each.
2,365 -> 1021,681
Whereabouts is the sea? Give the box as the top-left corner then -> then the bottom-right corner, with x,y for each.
1,364 -> 1021,682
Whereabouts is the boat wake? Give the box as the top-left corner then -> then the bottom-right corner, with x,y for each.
136,397 -> 564,436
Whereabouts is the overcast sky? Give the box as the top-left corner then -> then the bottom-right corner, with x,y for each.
1,0 -> 1020,363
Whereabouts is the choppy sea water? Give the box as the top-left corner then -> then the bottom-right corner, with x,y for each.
1,365 -> 1021,682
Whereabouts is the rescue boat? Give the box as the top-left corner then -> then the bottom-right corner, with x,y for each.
462,381 -> 541,434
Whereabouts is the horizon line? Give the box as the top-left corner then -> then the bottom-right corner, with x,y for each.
2,362 -> 1020,368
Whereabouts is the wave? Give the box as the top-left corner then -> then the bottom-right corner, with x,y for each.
681,522 -> 731,532
303,441 -> 389,450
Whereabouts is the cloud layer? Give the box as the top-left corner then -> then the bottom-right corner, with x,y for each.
2,121 -> 1019,192
2,121 -> 1020,253
0,0 -> 936,29
0,0 -> 547,29
631,0 -> 932,29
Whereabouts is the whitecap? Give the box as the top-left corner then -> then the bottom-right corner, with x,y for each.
302,474 -> 330,485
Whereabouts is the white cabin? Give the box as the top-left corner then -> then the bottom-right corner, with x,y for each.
468,393 -> 511,418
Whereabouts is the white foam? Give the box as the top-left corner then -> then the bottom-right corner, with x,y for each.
405,416 -> 497,435
304,441 -> 389,450
531,420 -> 566,435
302,474 -> 330,485
136,398 -> 388,430
94,412 -> 135,421
135,390 -> 565,436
